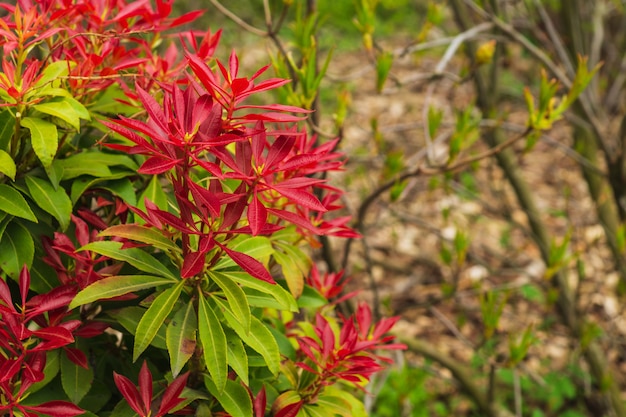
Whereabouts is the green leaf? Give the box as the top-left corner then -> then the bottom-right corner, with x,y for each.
134,281 -> 184,361
204,378 -> 252,417
99,224 -> 180,253
25,175 -> 72,230
167,302 -> 197,377
375,51 -> 394,93
33,99 -> 81,131
107,306 -> 166,349
99,178 -> 137,206
198,292 -> 228,392
32,60 -> 72,91
63,95 -> 91,121
0,150 -> 16,180
222,270 -> 297,312
70,275 -> 177,309
60,351 -> 93,403
0,184 -> 37,222
213,236 -> 274,270
29,257 -> 57,293
273,248 -> 304,298
219,304 -> 280,375
0,220 -> 34,279
138,175 -> 169,213
79,241 -> 178,281
0,110 -> 16,152
20,116 -> 58,168
297,285 -> 328,309
225,329 -> 249,385
69,171 -> 132,204
55,151 -> 137,180
210,271 -> 251,332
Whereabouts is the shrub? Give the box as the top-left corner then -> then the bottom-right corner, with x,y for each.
0,1 -> 404,416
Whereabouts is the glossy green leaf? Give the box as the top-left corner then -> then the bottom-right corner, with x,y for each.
210,271 -> 251,332
55,151 -> 137,180
60,351 -> 93,403
70,275 -> 177,309
79,241 -> 178,280
107,306 -> 167,349
274,242 -> 310,275
25,176 -> 72,230
198,292 -> 228,392
99,224 -> 180,253
29,257 -> 57,293
166,302 -> 197,377
0,220 -> 34,279
99,179 -> 137,206
204,378 -> 252,417
0,150 -> 16,180
32,60 -> 72,91
134,281 -> 184,361
33,99 -> 81,130
69,171 -> 131,204
63,96 -> 91,121
219,303 -> 280,375
0,184 -> 37,222
225,329 -> 249,385
0,110 -> 15,152
213,236 -> 274,270
222,270 -> 297,312
138,174 -> 169,213
58,161 -> 112,181
273,248 -> 304,298
21,116 -> 58,168
297,285 -> 328,309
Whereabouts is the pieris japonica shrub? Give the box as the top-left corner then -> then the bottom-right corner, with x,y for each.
0,1 -> 404,416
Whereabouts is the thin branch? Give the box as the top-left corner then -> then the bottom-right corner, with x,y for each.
208,0 -> 266,36
532,0 -> 575,78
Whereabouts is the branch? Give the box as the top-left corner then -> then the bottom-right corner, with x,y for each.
396,335 -> 515,417
208,0 -> 266,36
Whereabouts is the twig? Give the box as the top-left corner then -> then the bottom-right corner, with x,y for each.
430,306 -> 475,348
397,335 -> 515,417
435,22 -> 494,75
532,0 -> 575,79
208,0 -> 266,36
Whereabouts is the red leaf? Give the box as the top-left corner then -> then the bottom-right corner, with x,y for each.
19,265 -> 30,307
229,50 -> 239,79
114,372 -> 145,417
65,347 -> 89,369
271,186 -> 327,212
26,285 -> 77,317
265,135 -> 295,170
169,10 -> 204,28
274,401 -> 303,417
139,156 -> 182,174
156,371 -> 189,417
267,208 -> 318,234
24,401 -> 84,417
32,326 -> 74,344
74,321 -> 110,338
247,193 -> 267,236
0,276 -> 15,312
239,113 -> 306,123
181,250 -> 206,278
139,361 -> 153,417
254,386 -> 266,417
218,244 -> 275,284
